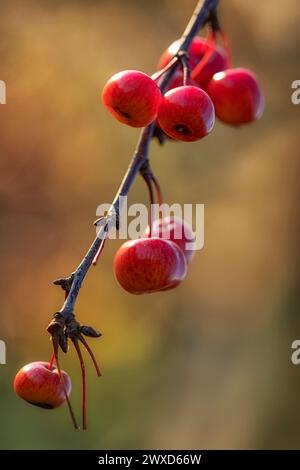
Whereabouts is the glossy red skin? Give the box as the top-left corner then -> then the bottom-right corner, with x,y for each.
153,70 -> 199,142
144,217 -> 196,263
114,238 -> 187,294
157,85 -> 215,142
207,68 -> 264,125
102,70 -> 161,127
14,361 -> 71,409
158,37 -> 227,89
153,71 -> 198,143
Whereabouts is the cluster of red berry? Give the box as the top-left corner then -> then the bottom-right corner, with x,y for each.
114,216 -> 195,294
13,24 -> 265,430
102,35 -> 264,142
104,33 -> 264,296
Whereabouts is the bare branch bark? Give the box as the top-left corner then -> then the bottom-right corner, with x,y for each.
54,0 -> 219,322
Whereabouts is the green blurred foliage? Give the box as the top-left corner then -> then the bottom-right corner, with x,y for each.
0,0 -> 300,449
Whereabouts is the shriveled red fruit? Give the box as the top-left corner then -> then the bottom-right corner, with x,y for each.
114,238 -> 187,294
158,37 -> 227,89
157,85 -> 215,142
207,68 -> 264,125
14,361 -> 71,409
144,217 -> 196,263
102,70 -> 161,127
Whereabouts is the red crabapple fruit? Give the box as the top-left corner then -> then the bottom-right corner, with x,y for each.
14,361 -> 71,409
157,85 -> 215,141
102,70 -> 161,127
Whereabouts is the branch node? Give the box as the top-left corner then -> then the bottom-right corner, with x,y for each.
139,161 -> 152,180
53,273 -> 75,294
176,49 -> 189,60
65,315 -> 81,340
47,312 -> 69,354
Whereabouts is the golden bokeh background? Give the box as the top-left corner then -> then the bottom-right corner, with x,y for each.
0,0 -> 300,449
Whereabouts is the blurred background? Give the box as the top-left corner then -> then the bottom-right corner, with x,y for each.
0,0 -> 300,449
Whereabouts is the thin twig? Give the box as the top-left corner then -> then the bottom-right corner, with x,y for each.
52,0 -> 220,324
92,229 -> 107,266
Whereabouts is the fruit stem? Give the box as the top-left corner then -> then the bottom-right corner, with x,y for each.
72,339 -> 87,430
151,174 -> 164,206
178,54 -> 190,86
208,9 -> 231,68
191,32 -> 215,81
144,175 -> 155,237
48,353 -> 55,370
220,30 -> 231,68
79,334 -> 102,377
52,338 -> 79,430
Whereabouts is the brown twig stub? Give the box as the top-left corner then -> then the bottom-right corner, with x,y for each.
47,312 -> 68,353
80,325 -> 102,338
53,273 -> 75,294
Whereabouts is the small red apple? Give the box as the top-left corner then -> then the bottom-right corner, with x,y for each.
102,70 -> 161,127
207,68 -> 264,125
114,238 -> 187,294
157,85 -> 215,141
144,217 -> 196,263
14,361 -> 71,409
